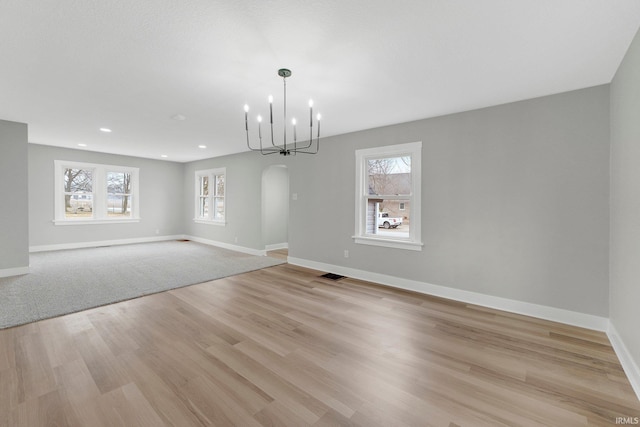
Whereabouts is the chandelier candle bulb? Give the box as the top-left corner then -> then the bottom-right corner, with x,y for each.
258,115 -> 262,138
244,105 -> 249,130
292,118 -> 297,142
268,95 -> 273,124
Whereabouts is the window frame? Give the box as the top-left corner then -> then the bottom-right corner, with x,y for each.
194,167 -> 226,226
353,141 -> 423,251
54,160 -> 140,225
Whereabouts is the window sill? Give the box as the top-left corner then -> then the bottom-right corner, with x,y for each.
193,219 -> 226,226
54,218 -> 140,226
353,235 -> 423,251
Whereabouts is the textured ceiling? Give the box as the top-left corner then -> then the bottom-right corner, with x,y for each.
1,1 -> 640,162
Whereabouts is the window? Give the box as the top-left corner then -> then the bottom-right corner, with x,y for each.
194,168 -> 226,225
54,160 -> 139,224
354,141 -> 422,251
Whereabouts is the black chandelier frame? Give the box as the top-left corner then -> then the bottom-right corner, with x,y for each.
244,68 -> 321,156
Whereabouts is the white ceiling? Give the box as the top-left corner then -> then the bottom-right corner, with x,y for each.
2,1 -> 640,163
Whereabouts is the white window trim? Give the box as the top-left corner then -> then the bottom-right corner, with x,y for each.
353,141 -> 423,251
54,160 -> 140,225
194,167 -> 226,225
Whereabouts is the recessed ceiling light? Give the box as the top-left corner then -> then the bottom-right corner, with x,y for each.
99,128 -> 112,133
198,145 -> 207,149
161,154 -> 168,158
77,143 -> 87,147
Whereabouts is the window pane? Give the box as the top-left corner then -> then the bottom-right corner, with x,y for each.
215,175 -> 224,197
65,194 -> 93,218
202,197 -> 209,218
200,176 -> 209,196
107,171 -> 131,194
107,195 -> 131,217
64,168 -> 92,192
366,198 -> 410,238
367,156 -> 411,196
199,197 -> 209,218
213,197 -> 224,220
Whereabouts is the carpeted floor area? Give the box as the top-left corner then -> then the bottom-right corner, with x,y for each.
0,240 -> 285,329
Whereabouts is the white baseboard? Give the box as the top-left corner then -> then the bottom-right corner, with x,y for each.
185,235 -> 266,257
29,234 -> 267,257
265,243 -> 288,251
608,323 -> 640,402
29,235 -> 185,253
287,257 -> 609,332
0,266 -> 30,278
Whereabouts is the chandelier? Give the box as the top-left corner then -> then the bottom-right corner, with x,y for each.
244,68 -> 321,155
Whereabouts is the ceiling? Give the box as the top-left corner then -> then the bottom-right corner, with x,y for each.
2,1 -> 640,163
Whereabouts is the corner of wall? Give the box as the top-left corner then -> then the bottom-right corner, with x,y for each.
608,322 -> 640,401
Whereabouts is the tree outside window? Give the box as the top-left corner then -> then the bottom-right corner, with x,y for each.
107,171 -> 132,217
64,168 -> 94,218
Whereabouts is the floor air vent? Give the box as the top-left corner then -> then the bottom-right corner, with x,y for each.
320,273 -> 346,281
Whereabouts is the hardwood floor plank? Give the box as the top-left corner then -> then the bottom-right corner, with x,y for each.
235,339 -> 359,418
254,400 -> 312,426
181,375 -> 265,427
14,329 -> 57,402
38,319 -> 83,369
72,329 -> 130,395
0,327 -> 16,372
206,341 -> 329,424
117,351 -> 211,426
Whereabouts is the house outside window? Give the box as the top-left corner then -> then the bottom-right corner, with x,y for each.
54,160 -> 139,224
354,142 -> 422,251
194,168 -> 226,225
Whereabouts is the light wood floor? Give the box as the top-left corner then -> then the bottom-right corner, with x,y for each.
267,248 -> 289,261
1,263 -> 638,426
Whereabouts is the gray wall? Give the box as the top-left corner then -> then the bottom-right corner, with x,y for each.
0,120 -> 29,271
185,152 -> 263,250
28,144 -> 184,247
287,85 -> 610,316
610,28 -> 640,368
183,150 -> 294,251
262,165 -> 289,247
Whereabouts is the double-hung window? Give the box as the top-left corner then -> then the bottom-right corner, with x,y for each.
54,160 -> 139,224
354,141 -> 423,251
194,168 -> 226,225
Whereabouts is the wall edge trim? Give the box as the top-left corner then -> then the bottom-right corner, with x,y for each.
0,266 -> 30,278
265,242 -> 288,251
608,322 -> 640,402
29,235 -> 185,253
185,235 -> 266,256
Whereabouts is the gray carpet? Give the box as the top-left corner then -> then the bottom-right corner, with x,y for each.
0,240 -> 285,329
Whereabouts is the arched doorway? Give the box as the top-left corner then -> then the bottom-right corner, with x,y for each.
261,165 -> 289,253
